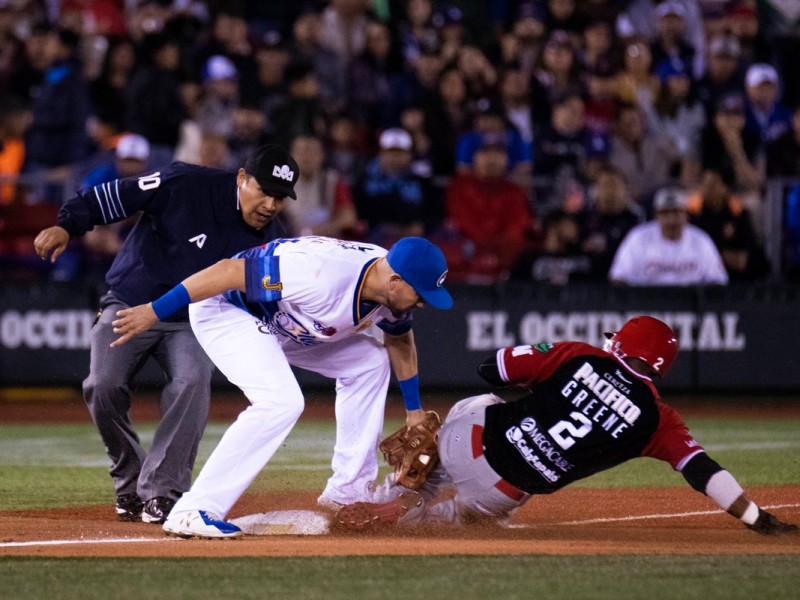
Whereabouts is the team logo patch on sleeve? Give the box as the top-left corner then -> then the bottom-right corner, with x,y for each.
533,342 -> 554,353
262,275 -> 283,291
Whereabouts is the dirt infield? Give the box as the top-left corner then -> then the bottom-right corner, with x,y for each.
2,485 -> 799,557
1,393 -> 799,557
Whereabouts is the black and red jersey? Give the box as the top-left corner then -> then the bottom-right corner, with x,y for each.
482,341 -> 704,495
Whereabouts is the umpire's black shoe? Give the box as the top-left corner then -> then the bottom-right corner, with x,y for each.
142,496 -> 177,524
115,493 -> 144,522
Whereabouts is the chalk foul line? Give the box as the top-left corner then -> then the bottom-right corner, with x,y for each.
511,502 -> 800,527
2,503 -> 799,546
0,536 -> 174,548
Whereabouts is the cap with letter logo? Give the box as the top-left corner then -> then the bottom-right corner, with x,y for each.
386,237 -> 453,310
244,144 -> 300,200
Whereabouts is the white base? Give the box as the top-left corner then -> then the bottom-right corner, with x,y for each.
230,510 -> 331,536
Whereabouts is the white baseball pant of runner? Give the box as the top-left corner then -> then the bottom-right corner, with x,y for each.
168,294 -> 391,519
402,394 -> 531,526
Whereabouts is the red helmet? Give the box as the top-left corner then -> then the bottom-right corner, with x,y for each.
603,316 -> 678,376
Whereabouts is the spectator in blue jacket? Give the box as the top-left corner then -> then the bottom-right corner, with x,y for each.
743,63 -> 793,149
353,127 -> 441,247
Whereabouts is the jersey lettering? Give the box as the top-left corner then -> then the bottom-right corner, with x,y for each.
137,172 -> 161,191
548,412 -> 593,450
511,345 -> 534,357
188,234 -> 207,248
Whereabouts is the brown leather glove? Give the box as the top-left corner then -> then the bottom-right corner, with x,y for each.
379,411 -> 442,490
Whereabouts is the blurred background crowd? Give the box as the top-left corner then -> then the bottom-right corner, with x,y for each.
0,0 -> 799,286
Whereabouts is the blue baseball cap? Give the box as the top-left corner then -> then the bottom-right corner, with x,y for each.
386,238 -> 453,310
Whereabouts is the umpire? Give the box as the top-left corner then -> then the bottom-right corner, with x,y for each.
34,144 -> 299,524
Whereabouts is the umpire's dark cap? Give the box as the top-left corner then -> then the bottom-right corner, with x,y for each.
244,144 -> 300,200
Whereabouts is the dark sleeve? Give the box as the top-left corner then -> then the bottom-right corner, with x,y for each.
57,166 -> 177,237
477,353 -> 507,387
681,452 -> 724,493
377,313 -> 413,336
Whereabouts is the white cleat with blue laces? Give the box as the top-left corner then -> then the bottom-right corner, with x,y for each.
163,510 -> 243,539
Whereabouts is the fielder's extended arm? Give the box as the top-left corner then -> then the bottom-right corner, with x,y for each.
681,453 -> 797,535
384,330 -> 426,427
110,258 -> 246,347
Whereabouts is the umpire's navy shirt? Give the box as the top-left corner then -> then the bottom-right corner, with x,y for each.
58,162 -> 281,320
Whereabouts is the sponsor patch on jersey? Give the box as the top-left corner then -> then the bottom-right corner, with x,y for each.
313,321 -> 337,336
533,342 -> 554,353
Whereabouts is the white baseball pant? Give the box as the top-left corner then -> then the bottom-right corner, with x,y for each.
169,294 -> 390,519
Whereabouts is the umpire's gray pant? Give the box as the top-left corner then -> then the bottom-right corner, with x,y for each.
82,293 -> 215,501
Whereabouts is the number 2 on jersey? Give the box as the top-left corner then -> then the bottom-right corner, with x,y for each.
548,412 -> 593,450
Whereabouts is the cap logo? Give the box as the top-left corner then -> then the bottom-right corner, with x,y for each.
272,164 -> 294,182
437,270 -> 448,287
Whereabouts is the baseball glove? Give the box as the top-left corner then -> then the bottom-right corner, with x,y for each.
380,411 -> 442,490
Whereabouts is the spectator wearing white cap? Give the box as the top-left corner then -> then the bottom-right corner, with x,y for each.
743,63 -> 793,146
352,127 -> 441,248
609,186 -> 728,286
59,133 -> 153,285
83,133 -> 151,189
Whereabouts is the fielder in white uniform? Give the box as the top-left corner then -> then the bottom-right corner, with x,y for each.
609,187 -> 729,285
111,236 -> 453,538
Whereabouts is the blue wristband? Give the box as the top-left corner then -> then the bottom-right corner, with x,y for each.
398,375 -> 421,411
151,283 -> 191,320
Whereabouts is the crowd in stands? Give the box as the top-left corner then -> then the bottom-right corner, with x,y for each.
1,0 -> 799,285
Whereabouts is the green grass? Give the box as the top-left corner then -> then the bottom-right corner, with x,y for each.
1,555 -> 799,600
0,415 -> 798,510
1,413 -> 798,600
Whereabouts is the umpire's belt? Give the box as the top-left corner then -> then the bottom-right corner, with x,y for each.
471,424 -> 526,501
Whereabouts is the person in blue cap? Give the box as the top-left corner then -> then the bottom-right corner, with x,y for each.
110,236 -> 453,538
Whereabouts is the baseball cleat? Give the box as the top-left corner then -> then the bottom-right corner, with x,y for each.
163,510 -> 243,539
115,493 -> 144,522
335,491 -> 424,531
142,496 -> 177,524
316,495 -> 345,512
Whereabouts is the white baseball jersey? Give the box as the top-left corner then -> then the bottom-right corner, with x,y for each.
609,222 -> 729,285
226,236 -> 412,344
170,237 -> 410,519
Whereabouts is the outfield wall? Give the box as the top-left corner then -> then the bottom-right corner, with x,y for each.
1,282 -> 799,390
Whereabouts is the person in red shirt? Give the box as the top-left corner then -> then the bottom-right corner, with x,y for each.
442,133 -> 537,283
337,316 -> 797,535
